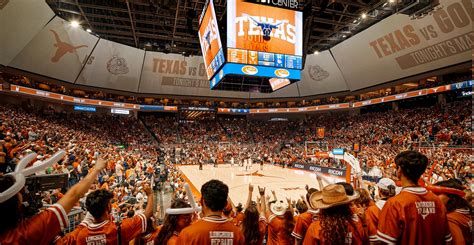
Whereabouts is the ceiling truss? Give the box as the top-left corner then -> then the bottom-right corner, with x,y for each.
46,0 -> 394,56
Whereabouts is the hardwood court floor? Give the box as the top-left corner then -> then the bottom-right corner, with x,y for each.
178,164 -> 343,206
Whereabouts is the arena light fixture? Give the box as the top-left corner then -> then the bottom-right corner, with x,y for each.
314,50 -> 319,55
389,0 -> 395,3
361,13 -> 367,19
86,28 -> 92,33
70,20 -> 80,28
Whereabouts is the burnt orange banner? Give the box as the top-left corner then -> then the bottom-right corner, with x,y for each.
315,152 -> 329,158
317,127 -> 325,139
353,143 -> 360,152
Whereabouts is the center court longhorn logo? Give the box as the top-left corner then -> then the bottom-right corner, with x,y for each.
50,30 -> 88,63
236,171 -> 283,179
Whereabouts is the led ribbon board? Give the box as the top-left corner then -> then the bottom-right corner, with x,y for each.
74,105 -> 96,112
210,63 -> 301,89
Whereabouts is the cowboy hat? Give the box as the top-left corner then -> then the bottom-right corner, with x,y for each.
309,184 -> 359,209
270,199 -> 288,216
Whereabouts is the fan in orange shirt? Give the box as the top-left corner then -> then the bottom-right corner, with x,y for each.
138,218 -> 161,245
302,184 -> 366,245
232,203 -> 245,226
154,198 -> 193,245
0,156 -> 107,245
177,179 -> 244,245
264,192 -> 295,245
376,151 -> 452,244
364,178 -> 396,243
292,197 -> 319,245
57,184 -> 154,245
292,182 -> 323,244
431,179 -> 472,245
239,184 -> 267,245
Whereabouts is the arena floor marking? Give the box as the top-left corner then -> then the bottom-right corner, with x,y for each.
178,164 -> 343,206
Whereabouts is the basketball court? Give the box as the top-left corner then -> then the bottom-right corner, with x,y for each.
179,164 -> 343,205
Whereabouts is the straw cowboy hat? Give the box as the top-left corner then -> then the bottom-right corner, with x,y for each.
309,184 -> 360,209
270,199 -> 288,216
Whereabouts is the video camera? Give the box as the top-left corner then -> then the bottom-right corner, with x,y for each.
22,173 -> 68,217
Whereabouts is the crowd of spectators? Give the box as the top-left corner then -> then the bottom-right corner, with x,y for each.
142,99 -> 472,186
0,92 -> 471,244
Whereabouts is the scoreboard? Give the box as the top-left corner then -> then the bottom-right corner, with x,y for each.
199,0 -> 303,92
226,0 -> 303,71
227,49 -> 302,69
198,0 -> 224,79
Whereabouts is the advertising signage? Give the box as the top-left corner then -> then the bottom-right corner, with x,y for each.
198,0 -> 224,79
74,105 -> 96,112
243,0 -> 300,10
292,163 -> 346,177
332,148 -> 345,155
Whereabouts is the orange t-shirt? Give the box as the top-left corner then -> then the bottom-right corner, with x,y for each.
57,213 -> 147,245
233,212 -> 245,227
0,204 -> 68,245
291,210 -> 319,240
302,215 -> 366,245
141,227 -> 161,245
177,216 -> 245,245
266,213 -> 294,245
125,169 -> 133,179
377,187 -> 452,244
447,209 -> 472,245
167,232 -> 179,245
365,200 -> 386,242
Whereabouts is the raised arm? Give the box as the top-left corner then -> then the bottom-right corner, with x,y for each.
57,158 -> 106,213
264,195 -> 271,219
271,190 -> 277,202
143,184 -> 154,218
286,197 -> 294,214
246,184 -> 254,209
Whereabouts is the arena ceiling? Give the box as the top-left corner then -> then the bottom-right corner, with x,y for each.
46,0 -> 394,56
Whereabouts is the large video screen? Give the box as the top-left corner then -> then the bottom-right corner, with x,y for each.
226,0 -> 303,69
198,0 -> 225,79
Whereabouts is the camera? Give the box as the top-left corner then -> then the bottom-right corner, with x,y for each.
22,174 -> 68,217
